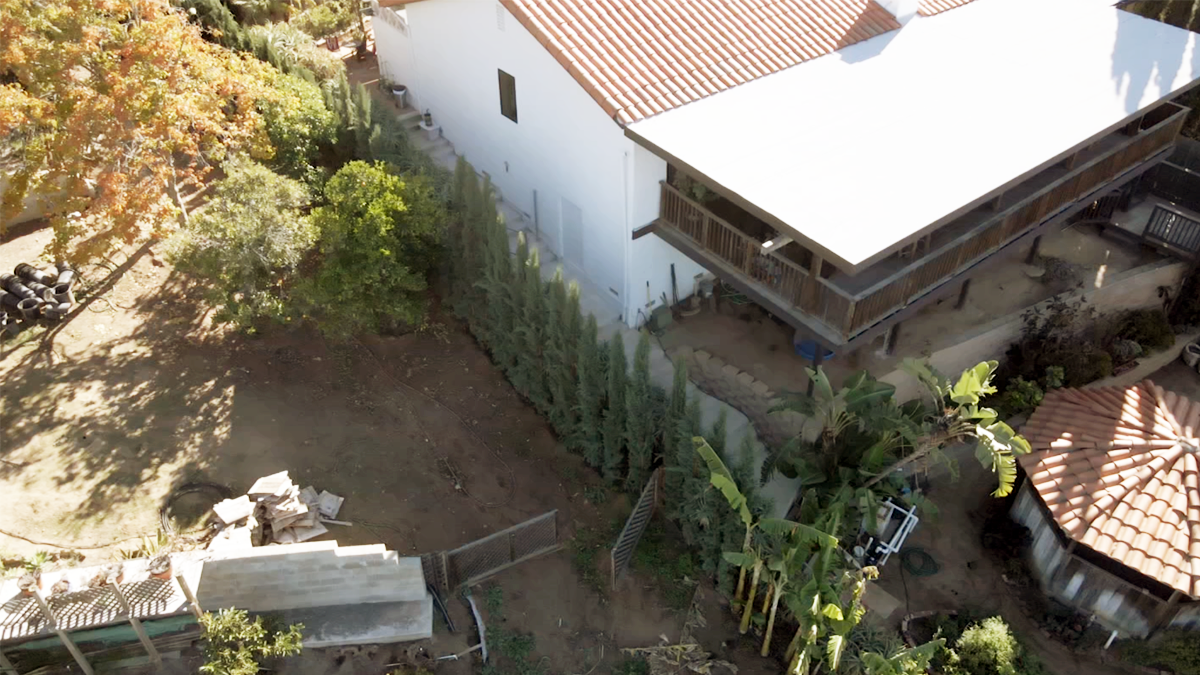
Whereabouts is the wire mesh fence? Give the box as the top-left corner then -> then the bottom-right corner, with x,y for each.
611,468 -> 662,589
431,510 -> 560,589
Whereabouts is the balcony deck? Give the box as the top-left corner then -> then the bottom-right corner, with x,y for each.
652,103 -> 1188,347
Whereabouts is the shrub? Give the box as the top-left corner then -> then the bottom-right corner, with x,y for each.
951,617 -> 1042,675
1123,630 -> 1200,675
293,0 -> 357,39
295,161 -> 444,336
199,609 -> 302,675
1171,270 -> 1200,328
246,22 -> 346,82
996,378 -> 1043,418
259,72 -> 339,185
166,157 -> 316,330
1116,309 -> 1175,353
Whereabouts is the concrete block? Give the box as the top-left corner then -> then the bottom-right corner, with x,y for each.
282,596 -> 433,648
721,364 -> 740,378
693,349 -> 711,364
751,381 -> 771,396
735,372 -> 756,387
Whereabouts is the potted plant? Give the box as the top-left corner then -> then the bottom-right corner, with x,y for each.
392,84 -> 409,109
419,109 -> 438,142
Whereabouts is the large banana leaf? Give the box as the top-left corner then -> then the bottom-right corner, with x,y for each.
692,437 -> 752,525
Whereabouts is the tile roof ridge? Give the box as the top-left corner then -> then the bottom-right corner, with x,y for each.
1148,380 -> 1188,439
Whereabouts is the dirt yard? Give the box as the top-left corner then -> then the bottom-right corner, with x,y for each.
0,226 -> 773,675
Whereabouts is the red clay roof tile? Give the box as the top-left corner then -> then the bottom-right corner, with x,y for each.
918,0 -> 975,17
1020,380 -> 1200,599
498,0 -> 899,124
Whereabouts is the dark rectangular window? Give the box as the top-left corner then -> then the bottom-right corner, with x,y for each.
499,69 -> 518,123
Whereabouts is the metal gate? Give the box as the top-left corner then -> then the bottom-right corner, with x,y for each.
1144,204 -> 1200,260
610,468 -> 662,589
431,510 -> 560,590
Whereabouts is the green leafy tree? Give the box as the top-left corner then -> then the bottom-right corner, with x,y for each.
574,314 -> 605,465
601,333 -> 628,484
297,161 -> 444,336
166,156 -> 315,330
199,609 -> 302,675
259,71 -> 338,186
624,332 -> 657,492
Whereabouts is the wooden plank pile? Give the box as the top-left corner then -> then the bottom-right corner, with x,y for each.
208,471 -> 345,549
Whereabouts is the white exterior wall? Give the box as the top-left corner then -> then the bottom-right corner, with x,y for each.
374,0 -> 705,326
372,8 -> 418,101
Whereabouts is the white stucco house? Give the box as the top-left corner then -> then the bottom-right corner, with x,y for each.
373,0 -> 1200,355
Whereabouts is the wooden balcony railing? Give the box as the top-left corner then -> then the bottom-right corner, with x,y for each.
848,103 -> 1188,334
658,183 -> 857,333
656,102 -> 1188,343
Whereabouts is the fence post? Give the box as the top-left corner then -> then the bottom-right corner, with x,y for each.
0,647 -> 17,675
110,582 -> 162,669
30,590 -> 95,675
174,574 -> 204,620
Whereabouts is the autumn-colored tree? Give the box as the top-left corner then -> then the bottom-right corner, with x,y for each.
0,0 -> 273,261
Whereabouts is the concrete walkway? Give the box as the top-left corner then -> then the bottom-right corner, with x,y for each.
387,105 -> 802,517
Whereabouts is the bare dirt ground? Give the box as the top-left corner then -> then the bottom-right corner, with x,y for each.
0,226 -> 776,674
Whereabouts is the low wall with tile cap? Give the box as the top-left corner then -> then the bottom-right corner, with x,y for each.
883,258 -> 1189,403
195,542 -> 425,612
1012,483 -> 1165,637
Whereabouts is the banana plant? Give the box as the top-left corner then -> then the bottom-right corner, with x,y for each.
784,549 -> 877,675
692,437 -> 755,604
859,639 -> 946,675
866,360 -> 1032,497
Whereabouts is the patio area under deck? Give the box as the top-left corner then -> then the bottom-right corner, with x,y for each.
648,103 -> 1188,349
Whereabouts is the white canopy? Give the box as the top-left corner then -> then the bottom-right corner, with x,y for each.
627,0 -> 1200,272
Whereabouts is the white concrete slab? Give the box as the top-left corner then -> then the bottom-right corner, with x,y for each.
627,0 -> 1200,272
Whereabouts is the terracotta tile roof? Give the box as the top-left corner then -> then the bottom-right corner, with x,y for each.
1019,381 -> 1200,599
918,0 -> 976,16
499,0 -> 900,125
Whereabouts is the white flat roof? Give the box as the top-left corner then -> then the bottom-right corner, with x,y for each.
627,0 -> 1200,272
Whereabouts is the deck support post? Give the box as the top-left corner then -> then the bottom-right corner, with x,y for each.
30,590 -> 95,675
805,345 -> 825,396
1150,591 -> 1183,636
111,581 -> 162,668
955,278 -> 972,310
1025,235 -> 1043,264
882,322 -> 901,356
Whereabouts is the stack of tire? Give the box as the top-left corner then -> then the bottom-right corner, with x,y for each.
0,262 -> 76,336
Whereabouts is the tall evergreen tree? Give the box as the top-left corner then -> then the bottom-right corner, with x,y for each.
709,408 -> 728,459
504,232 -> 529,381
663,357 -> 690,505
545,272 -> 581,437
460,175 -> 492,337
575,314 -> 605,465
601,333 -> 628,484
447,157 -> 476,314
624,332 -> 657,493
483,208 -> 515,369
515,247 -> 549,410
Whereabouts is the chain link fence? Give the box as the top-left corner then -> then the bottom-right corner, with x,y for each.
611,468 -> 662,589
423,510 -> 560,591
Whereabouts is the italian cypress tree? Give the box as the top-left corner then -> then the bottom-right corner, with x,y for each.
662,357 -> 690,505
460,175 -> 492,336
515,247 -> 549,410
504,232 -> 529,381
483,209 -> 515,370
545,272 -> 581,438
709,408 -> 728,460
447,158 -> 477,314
574,314 -> 605,465
624,332 -> 656,493
601,333 -> 628,484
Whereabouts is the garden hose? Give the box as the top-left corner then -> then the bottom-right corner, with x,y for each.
720,281 -> 750,305
900,547 -> 940,577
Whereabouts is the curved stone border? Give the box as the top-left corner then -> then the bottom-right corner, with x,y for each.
901,609 -> 956,647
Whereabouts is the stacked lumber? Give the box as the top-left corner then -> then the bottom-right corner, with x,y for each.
209,471 -> 345,549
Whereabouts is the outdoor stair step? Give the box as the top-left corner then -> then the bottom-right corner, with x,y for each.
395,110 -> 422,126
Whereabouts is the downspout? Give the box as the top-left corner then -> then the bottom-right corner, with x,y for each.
623,147 -> 633,325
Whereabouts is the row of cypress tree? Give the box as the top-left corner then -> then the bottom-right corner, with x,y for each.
444,156 -> 771,583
